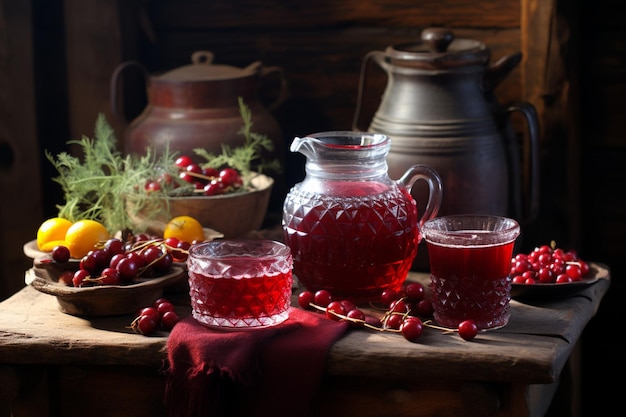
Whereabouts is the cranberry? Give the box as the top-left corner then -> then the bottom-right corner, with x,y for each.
325,301 -> 346,321
51,245 -> 71,263
458,320 -> 478,341
400,317 -> 424,342
313,290 -> 333,307
404,282 -> 425,302
161,310 -> 181,330
175,155 -> 193,168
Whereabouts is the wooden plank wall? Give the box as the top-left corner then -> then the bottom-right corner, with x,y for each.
0,0 -> 41,301
103,0 -> 530,224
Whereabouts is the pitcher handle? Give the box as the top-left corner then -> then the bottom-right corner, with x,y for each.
397,165 -> 443,236
259,65 -> 289,111
110,61 -> 149,125
507,102 -> 540,223
352,51 -> 386,132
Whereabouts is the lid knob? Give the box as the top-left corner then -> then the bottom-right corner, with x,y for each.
421,28 -> 454,53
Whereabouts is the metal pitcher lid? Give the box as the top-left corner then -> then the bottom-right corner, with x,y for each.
386,28 -> 490,69
158,51 -> 262,81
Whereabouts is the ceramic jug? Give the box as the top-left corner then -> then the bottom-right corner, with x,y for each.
110,51 -> 288,208
282,131 -> 442,303
353,28 -> 540,225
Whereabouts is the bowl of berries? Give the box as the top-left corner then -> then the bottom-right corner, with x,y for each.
126,103 -> 280,239
131,162 -> 275,239
25,237 -> 185,317
509,242 -> 608,299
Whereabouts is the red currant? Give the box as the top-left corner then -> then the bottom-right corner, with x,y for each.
138,307 -> 160,322
385,313 -> 404,330
314,290 -> 333,307
400,317 -> 424,342
565,264 -> 582,280
380,289 -> 398,306
72,269 -> 90,287
156,301 -> 176,316
298,291 -> 315,309
136,315 -> 159,335
458,320 -> 478,341
175,155 -> 193,168
346,308 -> 366,323
161,310 -> 181,330
219,168 -> 243,187
325,301 -> 346,321
404,282 -> 425,302
204,180 -> 225,196
116,257 -> 139,282
51,245 -> 71,263
99,267 -> 121,285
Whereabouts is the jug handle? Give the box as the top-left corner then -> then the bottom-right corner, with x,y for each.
352,50 -> 387,132
507,102 -> 540,224
259,65 -> 289,111
397,165 -> 443,236
110,61 -> 149,125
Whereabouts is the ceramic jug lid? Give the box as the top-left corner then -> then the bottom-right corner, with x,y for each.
386,27 -> 490,69
157,51 -> 262,81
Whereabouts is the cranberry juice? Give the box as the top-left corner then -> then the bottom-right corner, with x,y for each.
188,269 -> 293,328
187,240 -> 293,329
427,239 -> 515,329
283,181 -> 418,303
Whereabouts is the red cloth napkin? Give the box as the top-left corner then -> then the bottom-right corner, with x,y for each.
164,307 -> 350,417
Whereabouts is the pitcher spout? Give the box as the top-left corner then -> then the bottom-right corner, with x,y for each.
484,52 -> 523,92
290,136 -> 319,159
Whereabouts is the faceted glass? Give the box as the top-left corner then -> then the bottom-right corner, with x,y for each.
422,215 -> 520,330
187,240 -> 293,329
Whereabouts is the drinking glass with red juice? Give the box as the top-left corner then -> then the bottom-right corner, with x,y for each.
187,239 -> 293,329
421,215 -> 520,330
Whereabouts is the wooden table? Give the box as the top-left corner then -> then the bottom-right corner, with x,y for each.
0,263 -> 610,417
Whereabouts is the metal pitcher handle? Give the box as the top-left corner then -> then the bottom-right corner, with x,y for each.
507,102 -> 540,224
352,50 -> 386,132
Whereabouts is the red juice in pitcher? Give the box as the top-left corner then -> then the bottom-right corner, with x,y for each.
283,181 -> 419,303
283,132 -> 442,304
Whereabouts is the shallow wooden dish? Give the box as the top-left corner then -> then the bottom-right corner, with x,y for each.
25,263 -> 185,317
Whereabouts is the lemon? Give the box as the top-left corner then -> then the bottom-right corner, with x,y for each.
64,219 -> 110,258
163,215 -> 205,243
36,217 -> 73,252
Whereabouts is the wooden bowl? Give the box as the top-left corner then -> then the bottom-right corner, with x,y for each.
129,173 -> 274,238
26,257 -> 185,317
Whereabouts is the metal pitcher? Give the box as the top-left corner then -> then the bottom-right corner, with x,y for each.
353,28 -> 539,225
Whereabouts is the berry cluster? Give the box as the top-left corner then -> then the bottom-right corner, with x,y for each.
144,155 -> 244,197
510,243 -> 590,285
53,234 -> 197,288
130,297 -> 181,335
297,283 -> 478,342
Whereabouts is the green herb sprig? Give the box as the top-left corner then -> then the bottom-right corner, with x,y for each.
193,97 -> 282,189
46,98 -> 281,234
46,114 -> 178,234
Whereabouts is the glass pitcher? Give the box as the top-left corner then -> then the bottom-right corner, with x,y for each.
282,131 -> 442,303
